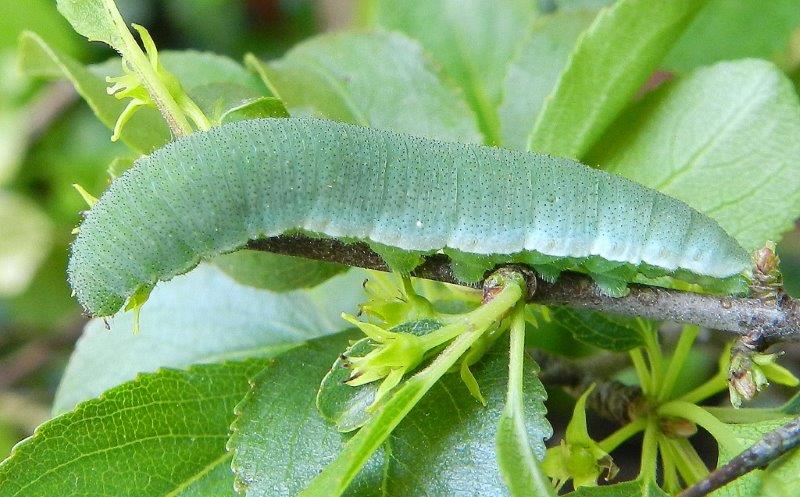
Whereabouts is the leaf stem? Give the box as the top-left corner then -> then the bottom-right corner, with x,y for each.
704,406 -> 788,424
629,349 -> 651,395
670,438 -> 709,485
598,418 -> 647,453
638,417 -> 659,483
496,304 -> 556,497
679,371 -> 727,405
419,294 -> 513,350
659,325 -> 700,402
640,320 -> 664,394
658,401 -> 742,453
109,17 -> 193,136
659,437 -> 681,494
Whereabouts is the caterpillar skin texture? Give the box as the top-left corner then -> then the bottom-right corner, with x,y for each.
68,118 -> 750,316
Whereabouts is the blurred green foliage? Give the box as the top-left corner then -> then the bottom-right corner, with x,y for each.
0,0 -> 322,459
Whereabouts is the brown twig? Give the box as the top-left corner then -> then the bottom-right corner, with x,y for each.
247,235 -> 800,343
677,416 -> 800,497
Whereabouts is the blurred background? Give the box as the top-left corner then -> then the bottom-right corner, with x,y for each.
0,0 -> 358,457
1,0 -> 800,465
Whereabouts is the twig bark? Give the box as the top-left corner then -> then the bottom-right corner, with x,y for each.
677,416 -> 800,497
247,235 -> 800,343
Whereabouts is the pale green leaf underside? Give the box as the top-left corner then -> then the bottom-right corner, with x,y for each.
55,0 -> 123,47
663,0 -> 800,72
257,30 -> 481,144
597,60 -> 800,251
212,250 -> 346,292
530,0 -> 709,159
54,264 -> 366,414
230,331 -> 550,497
0,360 -> 267,497
68,118 -> 749,317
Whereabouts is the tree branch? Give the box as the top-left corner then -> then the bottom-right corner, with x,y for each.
677,416 -> 800,497
247,234 -> 800,343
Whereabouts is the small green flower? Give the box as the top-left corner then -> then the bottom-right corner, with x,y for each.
341,313 -> 426,409
542,385 -> 618,490
105,24 -> 207,140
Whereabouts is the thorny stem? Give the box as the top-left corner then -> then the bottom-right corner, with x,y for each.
247,235 -> 800,342
678,416 -> 800,497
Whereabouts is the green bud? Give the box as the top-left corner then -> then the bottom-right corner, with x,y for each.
727,344 -> 799,408
542,385 -> 617,490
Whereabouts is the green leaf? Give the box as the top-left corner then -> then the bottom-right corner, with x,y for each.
0,191 -> 53,297
0,0 -> 82,55
188,82 -> 286,123
565,479 -> 669,497
19,31 -> 169,152
219,97 -> 288,123
252,31 -> 481,143
596,60 -> 800,251
499,9 -> 596,151
229,333 -> 381,497
230,331 -> 550,497
712,419 -> 793,497
159,51 -> 264,94
373,0 -> 538,144
530,0 -> 709,159
53,264 -> 367,414
760,424 -> 800,497
0,359 -> 267,497
496,310 -> 555,496
55,0 -> 128,48
548,308 -> 644,352
664,0 -> 800,72
213,251 -> 346,292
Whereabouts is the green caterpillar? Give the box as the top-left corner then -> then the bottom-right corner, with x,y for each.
68,118 -> 750,317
